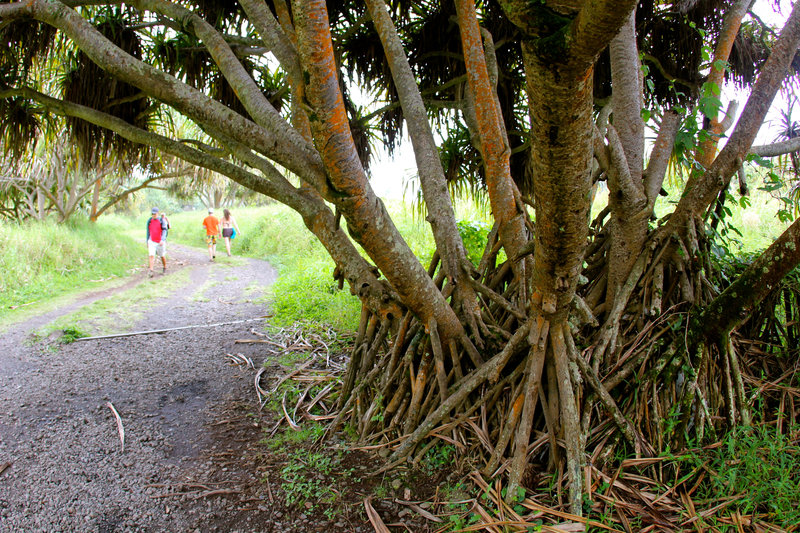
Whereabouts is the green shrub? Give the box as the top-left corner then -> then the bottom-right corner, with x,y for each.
457,220 -> 491,266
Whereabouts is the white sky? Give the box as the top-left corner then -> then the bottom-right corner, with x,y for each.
369,0 -> 798,200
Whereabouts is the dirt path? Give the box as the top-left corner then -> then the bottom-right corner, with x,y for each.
0,244 -> 319,532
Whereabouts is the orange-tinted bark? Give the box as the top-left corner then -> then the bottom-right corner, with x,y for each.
695,0 -> 750,168
292,0 -> 466,340
454,0 -> 528,262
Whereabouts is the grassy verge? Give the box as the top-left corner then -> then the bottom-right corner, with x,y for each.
38,267 -> 193,339
0,215 -> 143,324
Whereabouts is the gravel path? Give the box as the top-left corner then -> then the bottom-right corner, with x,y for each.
0,244 -> 287,532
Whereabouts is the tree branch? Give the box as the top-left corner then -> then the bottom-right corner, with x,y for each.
605,124 -> 646,212
667,0 -> 800,232
750,136 -> 800,157
644,110 -> 680,208
24,0 -> 330,197
571,0 -> 637,70
365,0 -> 473,294
702,217 -> 800,338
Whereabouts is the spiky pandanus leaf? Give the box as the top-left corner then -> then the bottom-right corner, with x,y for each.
0,17 -> 56,81
259,68 -> 289,114
439,123 -> 483,188
182,0 -> 245,29
727,20 -> 772,88
0,98 -> 41,160
60,13 -> 153,166
151,33 -> 216,89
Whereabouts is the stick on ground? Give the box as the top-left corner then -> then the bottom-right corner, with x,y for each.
106,402 -> 125,453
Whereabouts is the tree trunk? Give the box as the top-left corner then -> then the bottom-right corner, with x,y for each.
292,0 -> 468,343
90,176 -> 101,221
702,217 -> 800,339
606,9 -> 648,304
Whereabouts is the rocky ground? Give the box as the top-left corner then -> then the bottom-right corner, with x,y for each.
0,244 -> 421,532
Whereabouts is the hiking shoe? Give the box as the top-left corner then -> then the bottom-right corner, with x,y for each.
162,266 -> 166,274
148,270 -> 154,278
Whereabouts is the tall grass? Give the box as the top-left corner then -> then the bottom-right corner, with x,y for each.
0,216 -> 142,319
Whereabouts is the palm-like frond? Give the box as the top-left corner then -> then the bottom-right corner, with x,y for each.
180,0 -> 245,31
60,11 -> 153,166
0,98 -> 41,160
0,16 -> 56,84
635,0 -> 726,106
727,20 -> 771,88
151,33 -> 216,89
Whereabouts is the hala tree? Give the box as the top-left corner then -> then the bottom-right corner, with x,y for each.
2,0 -> 800,518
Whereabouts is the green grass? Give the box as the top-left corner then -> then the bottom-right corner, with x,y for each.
38,267 -> 192,338
699,425 -> 800,527
0,216 -> 143,323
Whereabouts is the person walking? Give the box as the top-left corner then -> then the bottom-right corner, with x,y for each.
146,207 -> 167,277
159,212 -> 170,240
202,208 -> 220,261
220,208 -> 241,257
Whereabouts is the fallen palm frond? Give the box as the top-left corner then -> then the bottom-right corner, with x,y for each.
76,316 -> 269,341
225,352 -> 254,368
106,401 -> 125,453
235,324 -> 346,423
365,497 -> 392,533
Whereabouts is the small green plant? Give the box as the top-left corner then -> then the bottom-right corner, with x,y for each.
373,483 -> 389,499
701,425 -> 800,526
279,450 -> 337,510
59,326 -> 89,344
422,443 -> 456,473
261,420 -> 325,452
456,220 -> 491,266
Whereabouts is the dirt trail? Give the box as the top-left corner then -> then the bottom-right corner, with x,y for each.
0,244 -> 317,532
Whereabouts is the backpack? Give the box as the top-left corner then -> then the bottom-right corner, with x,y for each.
160,215 -> 170,230
148,217 -> 163,242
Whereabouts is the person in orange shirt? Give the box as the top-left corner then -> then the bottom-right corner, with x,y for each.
202,208 -> 221,261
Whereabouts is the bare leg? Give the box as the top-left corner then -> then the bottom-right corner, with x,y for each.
224,237 -> 231,256
148,254 -> 154,276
